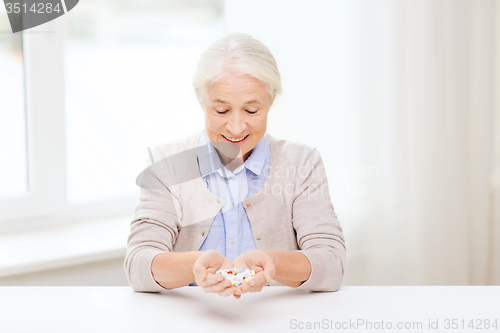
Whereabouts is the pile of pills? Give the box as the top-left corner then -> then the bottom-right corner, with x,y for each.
215,267 -> 256,287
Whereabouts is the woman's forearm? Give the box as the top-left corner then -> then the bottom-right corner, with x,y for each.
263,250 -> 311,287
151,251 -> 205,289
151,250 -> 311,289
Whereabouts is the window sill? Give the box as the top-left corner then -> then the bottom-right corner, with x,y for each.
0,215 -> 131,278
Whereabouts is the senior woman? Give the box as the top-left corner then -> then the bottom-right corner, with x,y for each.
124,32 -> 346,298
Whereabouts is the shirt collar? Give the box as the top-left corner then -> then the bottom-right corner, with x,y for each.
196,130 -> 270,178
243,133 -> 269,176
196,131 -> 222,178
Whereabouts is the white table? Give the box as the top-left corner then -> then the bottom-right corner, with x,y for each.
0,286 -> 498,332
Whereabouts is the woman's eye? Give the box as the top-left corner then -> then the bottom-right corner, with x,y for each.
246,110 -> 258,114
216,110 -> 229,114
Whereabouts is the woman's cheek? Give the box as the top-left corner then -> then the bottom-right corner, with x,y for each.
209,115 -> 225,131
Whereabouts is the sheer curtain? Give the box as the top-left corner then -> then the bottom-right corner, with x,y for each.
225,0 -> 500,285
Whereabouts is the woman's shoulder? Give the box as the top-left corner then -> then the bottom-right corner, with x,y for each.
267,133 -> 321,166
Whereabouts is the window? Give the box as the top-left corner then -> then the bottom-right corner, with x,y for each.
0,0 -> 224,224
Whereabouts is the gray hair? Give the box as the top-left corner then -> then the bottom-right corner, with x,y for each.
192,32 -> 282,103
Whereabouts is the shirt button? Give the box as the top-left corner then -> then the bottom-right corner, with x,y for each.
229,239 -> 234,244
256,235 -> 261,240
232,176 -> 235,179
230,204 -> 234,209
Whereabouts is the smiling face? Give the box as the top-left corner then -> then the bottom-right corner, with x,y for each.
200,73 -> 273,162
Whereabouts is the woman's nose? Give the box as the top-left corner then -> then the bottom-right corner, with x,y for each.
227,112 -> 246,134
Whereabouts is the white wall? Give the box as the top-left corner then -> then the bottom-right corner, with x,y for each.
224,0 -> 500,286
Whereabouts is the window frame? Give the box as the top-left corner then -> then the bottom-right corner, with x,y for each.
1,19 -> 65,222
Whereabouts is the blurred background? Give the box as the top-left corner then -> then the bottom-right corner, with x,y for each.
0,0 -> 499,287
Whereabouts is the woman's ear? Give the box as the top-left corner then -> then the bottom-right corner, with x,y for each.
199,92 -> 209,112
268,94 -> 275,110
199,99 -> 206,113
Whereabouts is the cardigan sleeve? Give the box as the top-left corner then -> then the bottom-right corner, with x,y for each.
123,147 -> 181,292
292,148 -> 346,291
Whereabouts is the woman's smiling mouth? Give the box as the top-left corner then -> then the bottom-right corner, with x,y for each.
222,134 -> 249,143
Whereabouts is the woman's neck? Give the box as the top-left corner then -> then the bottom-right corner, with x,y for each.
217,149 -> 253,173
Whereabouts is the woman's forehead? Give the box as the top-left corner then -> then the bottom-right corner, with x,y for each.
210,98 -> 262,106
205,76 -> 270,105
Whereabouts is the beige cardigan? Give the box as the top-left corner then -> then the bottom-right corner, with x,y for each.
124,131 -> 346,292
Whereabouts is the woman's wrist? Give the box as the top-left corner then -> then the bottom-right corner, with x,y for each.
151,251 -> 205,289
263,250 -> 311,287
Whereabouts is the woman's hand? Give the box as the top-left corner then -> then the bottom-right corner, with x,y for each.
192,250 -> 238,296
232,249 -> 276,299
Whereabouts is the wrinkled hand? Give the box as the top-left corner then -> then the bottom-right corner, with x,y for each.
193,250 -> 238,297
232,249 -> 276,299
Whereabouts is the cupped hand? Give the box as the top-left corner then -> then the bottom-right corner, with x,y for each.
192,250 -> 239,297
231,249 -> 276,299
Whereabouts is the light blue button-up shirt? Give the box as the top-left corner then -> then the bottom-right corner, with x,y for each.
189,130 -> 271,286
